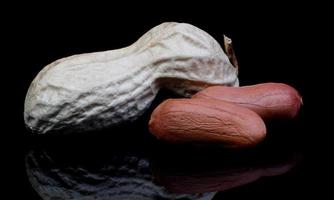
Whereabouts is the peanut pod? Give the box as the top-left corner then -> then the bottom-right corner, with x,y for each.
24,22 -> 239,134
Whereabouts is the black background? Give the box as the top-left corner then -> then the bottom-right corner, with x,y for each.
3,3 -> 331,199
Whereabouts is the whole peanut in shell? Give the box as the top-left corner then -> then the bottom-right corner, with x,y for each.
24,22 -> 239,134
149,98 -> 266,148
192,83 -> 302,119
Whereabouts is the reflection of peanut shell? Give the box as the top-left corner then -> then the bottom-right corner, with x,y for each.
25,150 -> 214,200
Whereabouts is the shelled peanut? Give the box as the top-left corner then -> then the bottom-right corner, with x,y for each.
149,98 -> 266,148
149,83 -> 302,148
193,83 -> 302,119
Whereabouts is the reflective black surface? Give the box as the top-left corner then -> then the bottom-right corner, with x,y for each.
25,139 -> 302,200
19,88 -> 316,199
5,6 -> 328,199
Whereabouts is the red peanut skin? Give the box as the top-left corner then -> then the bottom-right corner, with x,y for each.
149,99 -> 266,148
192,83 -> 302,119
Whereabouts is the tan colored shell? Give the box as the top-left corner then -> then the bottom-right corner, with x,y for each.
24,22 -> 239,134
